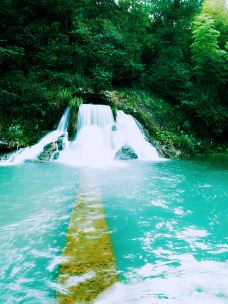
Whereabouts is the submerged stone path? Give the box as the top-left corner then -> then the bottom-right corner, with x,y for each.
58,190 -> 117,303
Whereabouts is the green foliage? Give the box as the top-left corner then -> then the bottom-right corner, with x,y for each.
187,2 -> 228,139
115,89 -> 203,157
68,97 -> 83,140
192,14 -> 226,85
7,123 -> 27,148
204,0 -> 228,49
0,0 -> 227,150
69,97 -> 83,109
142,0 -> 202,99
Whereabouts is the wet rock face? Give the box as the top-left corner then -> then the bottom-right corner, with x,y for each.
37,142 -> 57,161
74,90 -> 113,106
0,152 -> 12,161
57,136 -> 65,151
154,141 -> 181,159
37,135 -> 65,161
0,142 -> 16,160
115,146 -> 138,160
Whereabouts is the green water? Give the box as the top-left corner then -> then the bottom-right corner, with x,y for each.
0,158 -> 227,303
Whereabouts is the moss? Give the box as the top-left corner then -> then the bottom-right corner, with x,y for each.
57,194 -> 117,304
67,107 -> 78,140
112,89 -> 211,158
67,97 -> 83,140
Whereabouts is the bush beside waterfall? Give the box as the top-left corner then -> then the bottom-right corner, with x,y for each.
114,90 -> 227,158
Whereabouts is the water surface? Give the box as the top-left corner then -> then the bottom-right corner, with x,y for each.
97,158 -> 228,303
0,158 -> 227,303
0,163 -> 78,303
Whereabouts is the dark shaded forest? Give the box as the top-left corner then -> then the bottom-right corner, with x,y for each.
0,0 -> 227,151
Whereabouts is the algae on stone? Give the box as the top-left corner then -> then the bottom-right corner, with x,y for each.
58,193 -> 117,304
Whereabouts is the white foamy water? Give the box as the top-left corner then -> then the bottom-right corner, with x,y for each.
114,110 -> 160,160
0,107 -> 70,165
58,104 -> 161,166
58,104 -> 116,166
95,254 -> 228,304
77,104 -> 115,132
1,104 -> 162,166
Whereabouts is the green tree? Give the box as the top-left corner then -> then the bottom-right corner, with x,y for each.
204,0 -> 228,49
143,0 -> 202,100
191,13 -> 226,86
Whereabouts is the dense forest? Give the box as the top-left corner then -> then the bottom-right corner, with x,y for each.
0,0 -> 227,154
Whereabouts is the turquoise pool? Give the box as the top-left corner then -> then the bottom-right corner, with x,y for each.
0,158 -> 227,303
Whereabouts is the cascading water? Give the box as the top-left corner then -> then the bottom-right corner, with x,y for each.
0,104 -> 161,166
114,110 -> 160,160
58,104 -> 115,166
0,107 -> 70,165
56,107 -> 71,132
58,104 -> 161,166
77,104 -> 115,132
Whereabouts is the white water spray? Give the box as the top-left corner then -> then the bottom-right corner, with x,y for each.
58,104 -> 161,166
1,104 -> 162,166
56,107 -> 71,132
0,107 -> 70,165
114,111 -> 160,160
58,105 -> 115,166
77,104 -> 115,132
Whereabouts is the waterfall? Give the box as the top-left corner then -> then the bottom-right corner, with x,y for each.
58,104 -> 161,166
0,104 -> 161,166
58,104 -> 115,166
77,104 -> 114,132
0,107 -> 70,165
114,111 -> 160,160
57,107 -> 71,133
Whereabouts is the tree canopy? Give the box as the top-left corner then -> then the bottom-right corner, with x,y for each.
0,0 -> 227,147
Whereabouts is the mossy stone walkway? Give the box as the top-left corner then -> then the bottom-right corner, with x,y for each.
58,192 -> 117,303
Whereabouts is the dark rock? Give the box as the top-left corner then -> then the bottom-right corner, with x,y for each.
112,125 -> 117,132
115,146 -> 138,160
0,146 -> 19,161
57,135 -> 65,151
52,151 -> 60,160
0,141 -> 12,154
36,135 -> 66,161
73,90 -> 113,106
154,141 -> 181,159
37,142 -> 57,161
0,152 -> 11,161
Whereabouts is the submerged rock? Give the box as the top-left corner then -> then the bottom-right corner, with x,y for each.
51,151 -> 60,160
115,146 -> 138,160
